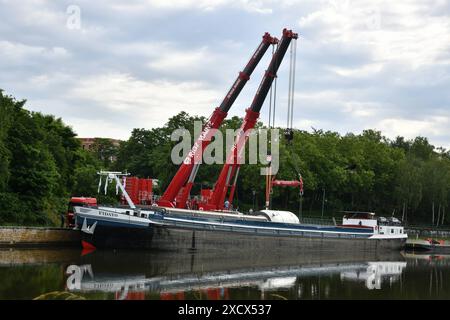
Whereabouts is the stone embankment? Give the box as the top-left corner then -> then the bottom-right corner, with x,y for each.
0,226 -> 80,247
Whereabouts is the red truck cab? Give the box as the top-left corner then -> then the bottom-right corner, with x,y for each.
67,197 -> 97,228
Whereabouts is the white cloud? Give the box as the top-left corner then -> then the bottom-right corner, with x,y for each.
375,116 -> 450,146
0,41 -> 69,63
342,101 -> 383,118
68,72 -> 221,135
147,46 -> 215,74
28,72 -> 73,89
293,118 -> 317,130
327,63 -> 383,78
290,0 -> 450,148
1,0 -> 64,28
0,0 -> 449,149
299,0 -> 450,69
66,118 -> 132,139
109,0 -> 273,14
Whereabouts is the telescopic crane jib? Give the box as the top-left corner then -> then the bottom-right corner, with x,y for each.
202,28 -> 298,211
157,32 -> 278,208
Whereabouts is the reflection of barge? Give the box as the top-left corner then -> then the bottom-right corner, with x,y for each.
65,251 -> 407,298
66,263 -> 375,296
74,172 -> 407,251
63,248 -> 406,299
340,261 -> 407,290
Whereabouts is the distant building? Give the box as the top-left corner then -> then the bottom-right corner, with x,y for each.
78,138 -> 122,162
79,138 -> 121,150
79,137 -> 95,151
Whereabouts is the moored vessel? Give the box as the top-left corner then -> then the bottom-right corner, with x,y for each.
74,172 -> 407,251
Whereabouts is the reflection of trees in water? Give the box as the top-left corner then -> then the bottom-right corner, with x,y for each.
0,264 -> 63,300
428,263 -> 446,297
403,254 -> 450,298
5,251 -> 450,300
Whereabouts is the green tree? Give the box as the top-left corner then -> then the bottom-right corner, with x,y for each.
0,90 -> 101,225
394,157 -> 423,223
91,138 -> 119,169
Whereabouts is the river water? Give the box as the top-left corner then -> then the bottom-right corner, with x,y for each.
0,248 -> 449,300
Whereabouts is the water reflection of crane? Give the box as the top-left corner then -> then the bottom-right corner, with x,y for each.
160,289 -> 229,301
65,264 -> 230,300
65,260 -> 407,299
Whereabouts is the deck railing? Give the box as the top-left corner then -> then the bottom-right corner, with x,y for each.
299,216 -> 336,226
404,224 -> 450,238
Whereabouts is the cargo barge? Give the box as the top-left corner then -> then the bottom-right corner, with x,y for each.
72,29 -> 408,252
74,172 -> 407,252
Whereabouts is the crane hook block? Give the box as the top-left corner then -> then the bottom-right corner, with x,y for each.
284,128 -> 294,142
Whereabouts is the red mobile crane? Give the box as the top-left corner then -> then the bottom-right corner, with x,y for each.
157,33 -> 277,208
200,28 -> 298,211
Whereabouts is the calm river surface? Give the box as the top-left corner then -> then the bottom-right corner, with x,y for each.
0,248 -> 449,300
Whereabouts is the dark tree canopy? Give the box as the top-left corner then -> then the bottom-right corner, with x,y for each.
1,89 -> 449,226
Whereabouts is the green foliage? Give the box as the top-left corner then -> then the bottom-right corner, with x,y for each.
72,165 -> 99,196
91,138 -> 119,168
0,90 -> 106,226
116,112 -> 450,225
1,88 -> 449,226
0,193 -> 29,225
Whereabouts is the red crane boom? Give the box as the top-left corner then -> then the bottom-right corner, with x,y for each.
157,33 -> 277,208
202,28 -> 298,211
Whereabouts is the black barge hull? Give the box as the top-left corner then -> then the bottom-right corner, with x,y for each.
81,224 -> 406,252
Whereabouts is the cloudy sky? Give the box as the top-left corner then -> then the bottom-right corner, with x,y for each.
1,0 -> 449,149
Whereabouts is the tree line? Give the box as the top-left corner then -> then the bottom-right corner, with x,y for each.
0,90 -> 102,225
115,112 -> 450,226
1,90 -> 449,226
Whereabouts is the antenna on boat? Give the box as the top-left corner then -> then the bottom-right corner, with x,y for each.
97,175 -> 102,193
97,171 -> 136,209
